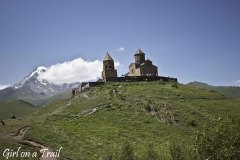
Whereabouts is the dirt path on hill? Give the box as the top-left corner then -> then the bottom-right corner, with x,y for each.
13,126 -> 58,160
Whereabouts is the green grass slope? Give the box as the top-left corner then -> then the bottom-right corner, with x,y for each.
39,90 -> 72,106
213,86 -> 240,98
21,90 -> 72,106
25,82 -> 240,159
1,82 -> 240,159
0,99 -> 40,120
187,81 -> 240,98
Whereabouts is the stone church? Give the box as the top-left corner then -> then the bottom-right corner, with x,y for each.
72,49 -> 176,95
126,49 -> 158,77
102,49 -> 159,82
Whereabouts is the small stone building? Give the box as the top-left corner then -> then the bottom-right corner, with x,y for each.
127,49 -> 158,76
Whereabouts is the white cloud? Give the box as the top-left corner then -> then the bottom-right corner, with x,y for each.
235,80 -> 240,86
0,84 -> 10,90
114,61 -> 120,68
38,57 -> 120,84
117,47 -> 125,52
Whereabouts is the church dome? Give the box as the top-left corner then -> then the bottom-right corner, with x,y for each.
134,49 -> 145,55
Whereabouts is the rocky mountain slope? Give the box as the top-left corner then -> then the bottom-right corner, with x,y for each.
0,66 -> 80,106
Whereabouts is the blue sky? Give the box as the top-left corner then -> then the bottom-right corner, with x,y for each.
0,0 -> 240,86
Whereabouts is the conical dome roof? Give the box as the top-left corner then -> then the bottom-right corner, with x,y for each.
104,52 -> 113,61
135,49 -> 145,55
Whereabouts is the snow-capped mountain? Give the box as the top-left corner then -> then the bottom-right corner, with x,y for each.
13,66 -> 71,95
0,66 -> 80,106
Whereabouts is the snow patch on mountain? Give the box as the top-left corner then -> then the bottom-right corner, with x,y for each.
0,65 -> 79,106
29,66 -> 47,77
21,66 -> 47,85
10,66 -> 80,96
0,84 -> 10,90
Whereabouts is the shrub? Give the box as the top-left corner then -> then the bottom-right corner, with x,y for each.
142,145 -> 163,160
158,80 -> 166,85
187,120 -> 197,127
145,104 -> 152,112
104,143 -> 164,160
195,115 -> 240,160
170,115 -> 240,160
209,89 -> 217,93
170,143 -> 185,160
118,143 -> 135,160
172,83 -> 178,88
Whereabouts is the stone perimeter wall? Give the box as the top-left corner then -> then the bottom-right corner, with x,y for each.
72,76 -> 177,96
105,76 -> 177,82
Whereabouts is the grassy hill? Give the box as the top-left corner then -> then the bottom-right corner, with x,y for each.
24,90 -> 72,106
39,90 -> 72,106
0,99 -> 40,120
187,81 -> 240,98
0,81 -> 239,159
0,87 -> 73,106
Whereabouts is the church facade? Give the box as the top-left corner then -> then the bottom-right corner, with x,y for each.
126,49 -> 158,77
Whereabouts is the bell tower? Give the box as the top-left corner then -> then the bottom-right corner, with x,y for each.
134,49 -> 145,65
102,52 -> 117,81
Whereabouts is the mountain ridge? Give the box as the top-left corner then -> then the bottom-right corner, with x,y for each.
0,66 -> 80,106
187,81 -> 240,98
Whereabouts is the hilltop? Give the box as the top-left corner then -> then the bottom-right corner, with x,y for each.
0,81 -> 239,159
